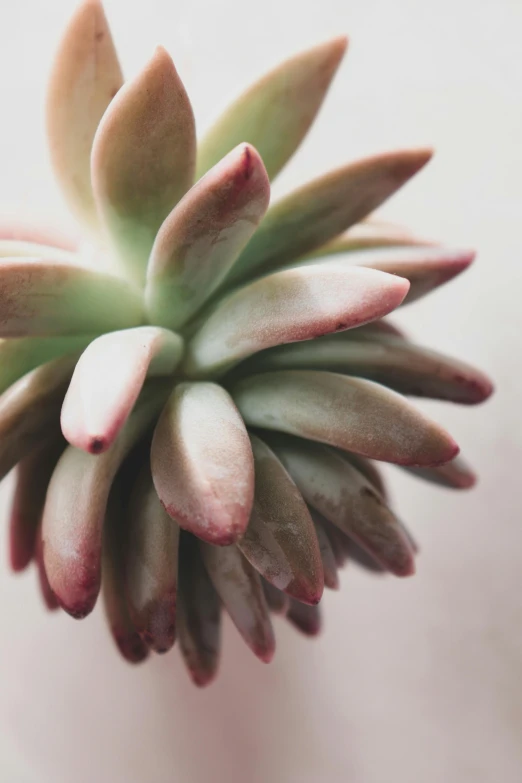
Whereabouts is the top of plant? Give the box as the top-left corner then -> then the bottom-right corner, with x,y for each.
0,0 -> 492,678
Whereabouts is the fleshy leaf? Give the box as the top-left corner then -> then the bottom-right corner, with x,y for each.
349,319 -> 407,341
345,538 -> 386,573
341,452 -> 388,499
299,219 -> 434,259
91,46 -> 196,284
0,335 -> 94,397
237,435 -> 323,604
146,144 -> 270,330
103,481 -> 149,664
314,246 -> 475,304
308,507 -> 348,567
35,524 -> 60,611
61,326 -> 183,453
0,357 -> 75,482
286,600 -> 322,636
271,436 -> 415,576
125,464 -> 179,653
313,519 -> 339,590
262,579 -> 289,615
403,456 -> 477,489
178,534 -> 221,687
42,382 -> 170,619
0,222 -> 77,250
9,438 -> 65,573
184,264 -> 409,378
241,334 -> 493,404
151,382 -> 254,545
0,241 -> 75,262
0,259 -> 144,337
196,36 -> 347,181
224,148 -> 432,285
200,543 -> 275,662
231,370 -> 459,467
46,0 -> 124,231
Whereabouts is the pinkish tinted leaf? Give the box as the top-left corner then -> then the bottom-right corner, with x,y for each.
226,148 -> 432,285
184,265 -> 409,378
124,464 -> 179,654
151,382 -> 254,545
42,381 -> 170,619
47,0 -> 124,231
178,534 -> 222,687
0,259 -> 144,337
270,437 -> 415,576
91,46 -> 196,284
238,435 -> 323,604
196,37 -> 347,181
146,144 -> 270,330
200,542 -> 275,662
61,327 -> 183,453
240,334 -> 493,404
232,370 -> 459,467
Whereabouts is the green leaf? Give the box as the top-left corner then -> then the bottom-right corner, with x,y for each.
196,36 -> 347,181
225,148 -> 432,286
239,333 -> 493,404
151,382 -> 254,545
231,370 -> 459,466
146,143 -> 269,330
61,326 -> 183,453
42,381 -> 170,619
177,534 -> 222,687
184,264 -> 408,378
270,436 -> 415,576
91,46 -> 196,284
46,0 -> 123,231
199,542 -> 275,662
238,435 -> 323,604
124,464 -> 179,653
0,259 -> 144,336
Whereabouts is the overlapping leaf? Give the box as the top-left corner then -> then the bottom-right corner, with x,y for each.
224,148 -> 432,286
184,264 -> 409,378
196,37 -> 347,180
232,370 -> 459,466
146,144 -> 270,330
91,46 -> 196,283
151,382 -> 254,545
61,326 -> 183,453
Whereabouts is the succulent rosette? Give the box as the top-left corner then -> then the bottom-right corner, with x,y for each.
2,0 -> 492,684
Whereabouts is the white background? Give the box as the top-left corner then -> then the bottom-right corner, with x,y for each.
0,0 -> 521,781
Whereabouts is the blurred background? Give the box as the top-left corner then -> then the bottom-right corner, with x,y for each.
0,0 -> 520,781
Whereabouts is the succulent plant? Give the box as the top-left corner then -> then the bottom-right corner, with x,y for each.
3,0 -> 492,684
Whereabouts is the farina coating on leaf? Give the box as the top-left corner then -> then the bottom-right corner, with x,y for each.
0,0 -> 493,681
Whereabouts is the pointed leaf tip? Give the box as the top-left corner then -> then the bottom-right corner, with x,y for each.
61,327 -> 183,453
244,332 -> 492,405
238,435 -> 324,605
125,465 -> 180,653
184,265 -> 409,378
42,384 -> 170,618
352,246 -> 476,304
47,0 -> 123,231
0,260 -> 144,337
151,383 -> 255,545
91,45 -> 196,284
271,437 -> 416,577
200,543 -> 275,662
146,143 -> 270,330
196,35 -> 348,182
178,535 -> 222,686
227,147 -> 435,285
232,370 -> 459,467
